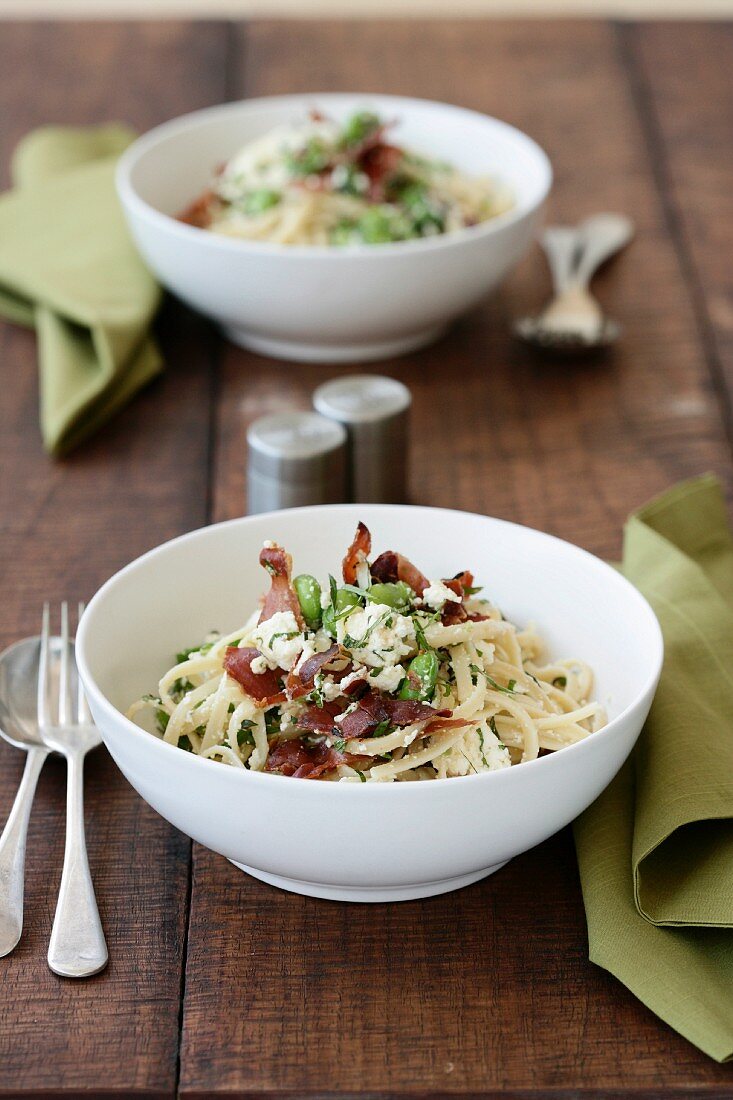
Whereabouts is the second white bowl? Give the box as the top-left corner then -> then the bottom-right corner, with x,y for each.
116,94 -> 552,363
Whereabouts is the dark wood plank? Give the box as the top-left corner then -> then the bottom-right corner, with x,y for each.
624,21 -> 733,440
179,19 -> 733,1097
0,22 -> 226,1097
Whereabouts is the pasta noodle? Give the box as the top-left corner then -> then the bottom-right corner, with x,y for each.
128,525 -> 605,782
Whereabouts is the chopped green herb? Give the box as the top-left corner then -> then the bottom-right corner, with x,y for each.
338,110 -> 381,149
286,136 -> 330,176
268,631 -> 299,644
553,676 -> 568,689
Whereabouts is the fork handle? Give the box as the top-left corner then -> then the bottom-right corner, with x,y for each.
47,751 -> 108,978
0,746 -> 48,957
540,226 -> 582,296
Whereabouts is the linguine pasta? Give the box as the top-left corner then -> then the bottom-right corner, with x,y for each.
128,524 -> 604,782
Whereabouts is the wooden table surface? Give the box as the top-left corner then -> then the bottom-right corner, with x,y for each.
1,17 -> 733,1099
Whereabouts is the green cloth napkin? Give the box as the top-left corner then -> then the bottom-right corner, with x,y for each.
574,474 -> 733,1063
0,124 -> 162,456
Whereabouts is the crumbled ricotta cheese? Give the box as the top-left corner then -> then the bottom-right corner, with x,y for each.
440,724 -> 511,776
252,610 -> 305,671
422,580 -> 462,609
294,629 -> 334,673
368,664 -> 406,693
250,654 -> 268,675
262,539 -> 275,549
337,602 -> 414,669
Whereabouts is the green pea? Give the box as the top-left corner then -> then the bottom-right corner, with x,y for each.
399,650 -> 439,702
368,581 -> 414,611
293,574 -> 322,630
241,189 -> 281,215
322,588 -> 360,638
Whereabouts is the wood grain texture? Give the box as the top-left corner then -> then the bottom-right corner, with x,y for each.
0,22 -> 225,1097
179,19 -> 733,1098
625,22 -> 733,437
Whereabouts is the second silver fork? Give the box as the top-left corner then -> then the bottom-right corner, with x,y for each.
38,603 -> 108,978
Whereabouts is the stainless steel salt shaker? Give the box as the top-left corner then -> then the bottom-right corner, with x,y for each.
312,375 -> 411,503
247,411 -> 348,514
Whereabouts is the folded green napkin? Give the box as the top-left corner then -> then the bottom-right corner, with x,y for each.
0,124 -> 162,456
575,474 -> 733,1062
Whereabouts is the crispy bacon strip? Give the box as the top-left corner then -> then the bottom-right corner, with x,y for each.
342,522 -> 372,585
223,647 -> 285,707
286,643 -> 345,700
259,544 -> 305,629
370,551 -> 429,596
440,571 -> 476,626
296,701 -> 341,734
423,716 -> 472,734
265,737 -> 368,780
359,142 -> 403,202
338,689 -> 448,741
178,190 -> 214,229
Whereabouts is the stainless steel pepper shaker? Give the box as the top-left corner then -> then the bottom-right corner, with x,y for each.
247,411 -> 348,514
312,375 -> 411,503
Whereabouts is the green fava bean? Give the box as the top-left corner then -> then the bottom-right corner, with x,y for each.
293,574 -> 322,630
368,581 -> 413,610
322,588 -> 360,638
399,650 -> 439,701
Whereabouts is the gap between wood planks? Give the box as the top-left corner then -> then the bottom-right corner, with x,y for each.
615,19 -> 733,464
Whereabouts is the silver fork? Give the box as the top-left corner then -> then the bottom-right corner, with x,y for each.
38,603 -> 108,978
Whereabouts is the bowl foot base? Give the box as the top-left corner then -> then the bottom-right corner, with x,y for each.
228,860 -> 509,902
222,324 -> 446,364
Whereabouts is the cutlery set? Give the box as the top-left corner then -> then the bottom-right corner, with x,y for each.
515,212 -> 634,351
0,603 -> 107,977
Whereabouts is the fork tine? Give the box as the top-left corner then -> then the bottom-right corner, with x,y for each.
76,601 -> 92,723
37,602 -> 51,728
58,602 -> 73,726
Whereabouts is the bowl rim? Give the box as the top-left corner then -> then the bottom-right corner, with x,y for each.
115,91 -> 553,260
76,503 -> 664,793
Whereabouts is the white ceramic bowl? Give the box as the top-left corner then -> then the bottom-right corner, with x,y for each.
77,506 -> 662,903
116,93 -> 552,363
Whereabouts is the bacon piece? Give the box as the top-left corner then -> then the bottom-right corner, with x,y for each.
370,551 -> 429,596
296,701 -> 341,734
286,643 -> 344,700
265,737 -> 368,780
359,143 -> 403,201
423,716 -> 472,734
342,522 -> 372,585
178,190 -> 214,228
440,571 -> 475,626
467,612 -> 490,623
259,544 -> 305,629
338,688 -> 448,741
223,647 -> 285,707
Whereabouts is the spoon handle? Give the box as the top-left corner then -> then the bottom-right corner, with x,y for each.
574,213 -> 635,288
540,226 -> 582,296
0,745 -> 47,957
47,751 -> 107,978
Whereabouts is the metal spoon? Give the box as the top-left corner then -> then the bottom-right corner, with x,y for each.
515,213 -> 635,351
0,637 -> 51,956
